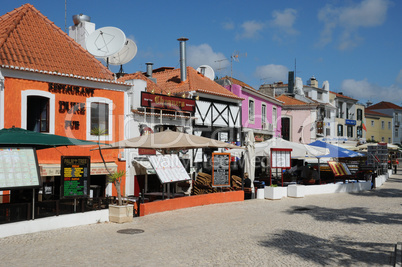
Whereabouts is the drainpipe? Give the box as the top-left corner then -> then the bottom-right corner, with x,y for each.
177,37 -> 188,82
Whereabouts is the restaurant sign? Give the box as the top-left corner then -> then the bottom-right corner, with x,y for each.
61,156 -> 90,198
141,92 -> 195,112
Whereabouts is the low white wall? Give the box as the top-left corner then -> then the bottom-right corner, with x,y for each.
0,209 -> 109,238
375,171 -> 390,188
302,181 -> 372,196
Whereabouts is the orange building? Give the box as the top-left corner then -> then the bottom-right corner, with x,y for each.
0,4 -> 131,202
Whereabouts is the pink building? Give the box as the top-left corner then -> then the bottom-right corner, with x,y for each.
217,77 -> 283,142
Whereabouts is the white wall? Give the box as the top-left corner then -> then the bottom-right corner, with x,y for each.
0,210 -> 109,238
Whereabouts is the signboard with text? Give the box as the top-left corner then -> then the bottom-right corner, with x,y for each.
141,92 -> 196,112
0,147 -> 41,190
61,156 -> 90,198
212,153 -> 231,187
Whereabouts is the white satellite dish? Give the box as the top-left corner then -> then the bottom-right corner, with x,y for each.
85,26 -> 126,58
107,39 -> 137,65
197,65 -> 215,81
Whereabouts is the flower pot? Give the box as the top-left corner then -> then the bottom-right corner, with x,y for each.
109,204 -> 133,223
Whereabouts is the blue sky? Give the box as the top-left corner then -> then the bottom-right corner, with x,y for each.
3,0 -> 402,106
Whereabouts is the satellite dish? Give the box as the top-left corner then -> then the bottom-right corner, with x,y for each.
85,26 -> 126,58
107,39 -> 137,65
197,65 -> 215,81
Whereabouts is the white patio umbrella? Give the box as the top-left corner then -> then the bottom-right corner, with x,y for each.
244,131 -> 255,193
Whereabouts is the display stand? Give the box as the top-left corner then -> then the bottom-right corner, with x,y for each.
269,148 -> 292,186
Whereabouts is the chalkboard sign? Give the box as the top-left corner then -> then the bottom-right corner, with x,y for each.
0,147 -> 41,190
61,156 -> 90,198
212,153 -> 231,187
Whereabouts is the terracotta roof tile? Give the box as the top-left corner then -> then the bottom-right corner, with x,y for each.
365,109 -> 393,117
0,4 -> 115,81
117,72 -> 162,93
276,95 -> 316,106
221,76 -> 255,90
366,101 -> 402,110
329,91 -> 357,101
152,67 -> 242,100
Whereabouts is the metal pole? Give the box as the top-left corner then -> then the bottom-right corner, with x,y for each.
32,188 -> 35,220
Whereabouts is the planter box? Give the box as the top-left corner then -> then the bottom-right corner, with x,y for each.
109,204 -> 133,223
265,186 -> 287,200
288,184 -> 305,198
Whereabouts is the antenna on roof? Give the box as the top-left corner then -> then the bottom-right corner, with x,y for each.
230,51 -> 246,79
64,0 -> 67,32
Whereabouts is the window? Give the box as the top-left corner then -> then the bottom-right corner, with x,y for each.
396,128 -> 399,138
357,109 -> 362,120
21,90 -> 55,134
347,125 -> 353,138
381,137 -> 385,142
388,121 -> 391,129
389,137 -> 391,143
317,92 -> 322,100
87,97 -> 113,141
337,124 -> 343,136
27,96 -> 49,132
346,108 -> 349,119
272,107 -> 277,129
248,98 -> 255,123
281,117 -> 290,141
371,136 -> 374,141
91,103 -> 109,133
381,121 -> 385,129
357,126 -> 362,138
371,120 -> 374,127
261,104 -> 267,127
326,128 -> 331,136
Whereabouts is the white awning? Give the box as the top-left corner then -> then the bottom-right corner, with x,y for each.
132,158 -> 156,175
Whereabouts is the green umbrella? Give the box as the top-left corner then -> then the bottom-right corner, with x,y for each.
0,127 -> 100,150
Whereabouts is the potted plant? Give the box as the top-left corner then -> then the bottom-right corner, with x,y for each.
92,128 -> 133,223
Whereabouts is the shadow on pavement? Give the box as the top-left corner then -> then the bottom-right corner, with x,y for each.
259,230 -> 393,266
285,205 -> 402,225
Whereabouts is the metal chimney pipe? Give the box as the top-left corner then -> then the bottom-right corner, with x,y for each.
146,62 -> 153,77
177,37 -> 188,82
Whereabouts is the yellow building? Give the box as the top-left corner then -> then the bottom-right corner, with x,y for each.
365,109 -> 393,143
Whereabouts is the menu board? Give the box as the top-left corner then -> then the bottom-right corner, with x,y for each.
149,154 -> 191,184
212,153 -> 231,187
270,148 -> 292,168
0,147 -> 41,190
61,156 -> 90,198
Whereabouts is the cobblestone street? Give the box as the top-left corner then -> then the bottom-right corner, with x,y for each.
0,172 -> 401,266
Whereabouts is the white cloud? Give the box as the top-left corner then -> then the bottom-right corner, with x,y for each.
236,20 -> 265,40
254,64 -> 289,84
318,0 -> 390,50
187,44 -> 229,71
222,20 -> 234,30
396,70 -> 402,84
341,78 -> 402,103
270,8 -> 298,35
